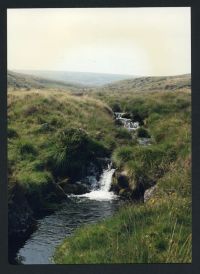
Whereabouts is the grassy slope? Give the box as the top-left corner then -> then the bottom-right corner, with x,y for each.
8,89 -> 123,209
16,70 -> 137,87
97,74 -> 191,94
54,77 -> 191,263
8,73 -> 191,263
8,70 -> 84,92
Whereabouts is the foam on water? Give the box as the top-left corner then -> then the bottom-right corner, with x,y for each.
13,164 -> 118,264
77,167 -> 117,201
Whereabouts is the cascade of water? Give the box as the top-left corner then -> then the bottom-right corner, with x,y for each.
77,164 -> 116,201
15,164 -> 119,264
98,165 -> 115,192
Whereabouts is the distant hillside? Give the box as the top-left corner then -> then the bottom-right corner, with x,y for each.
98,74 -> 191,93
7,70 -> 83,92
15,70 -> 136,87
8,70 -> 191,95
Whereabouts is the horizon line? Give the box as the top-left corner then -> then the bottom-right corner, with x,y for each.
8,68 -> 191,78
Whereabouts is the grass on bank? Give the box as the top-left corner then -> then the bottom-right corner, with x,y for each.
8,90 -> 123,206
54,154 -> 191,263
8,74 -> 191,263
54,88 -> 191,263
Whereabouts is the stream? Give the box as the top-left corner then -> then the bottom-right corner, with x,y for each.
14,165 -> 121,264
13,113 -> 147,264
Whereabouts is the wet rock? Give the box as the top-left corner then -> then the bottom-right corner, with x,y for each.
43,181 -> 68,203
66,183 -> 89,195
111,169 -> 153,202
62,181 -> 89,195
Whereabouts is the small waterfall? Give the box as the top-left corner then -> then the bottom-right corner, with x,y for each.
78,164 -> 116,201
98,164 -> 115,192
114,112 -> 140,131
15,164 -> 120,264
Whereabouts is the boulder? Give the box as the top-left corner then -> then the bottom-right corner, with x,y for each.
62,181 -> 89,195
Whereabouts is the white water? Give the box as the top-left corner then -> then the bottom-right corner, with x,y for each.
13,164 -> 119,264
77,166 -> 117,201
114,112 -> 140,131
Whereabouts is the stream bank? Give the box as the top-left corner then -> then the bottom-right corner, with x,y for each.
9,110 -> 153,264
8,157 -> 110,263
11,164 -> 122,264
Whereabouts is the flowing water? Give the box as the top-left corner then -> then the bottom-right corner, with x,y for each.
14,165 -> 121,264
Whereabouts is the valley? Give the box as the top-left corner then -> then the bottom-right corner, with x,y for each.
8,70 -> 191,264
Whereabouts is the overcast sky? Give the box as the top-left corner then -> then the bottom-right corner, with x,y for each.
7,7 -> 191,76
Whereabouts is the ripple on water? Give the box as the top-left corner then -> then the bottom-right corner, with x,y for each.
15,165 -> 121,264
15,196 -> 121,264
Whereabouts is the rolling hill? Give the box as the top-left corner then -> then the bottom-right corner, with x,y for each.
14,70 -> 137,87
8,71 -> 191,264
7,70 -> 84,92
97,74 -> 191,93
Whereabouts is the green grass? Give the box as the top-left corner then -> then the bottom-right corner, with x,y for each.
8,75 -> 191,263
54,86 -> 191,263
54,163 -> 191,263
54,151 -> 191,264
8,90 -> 131,206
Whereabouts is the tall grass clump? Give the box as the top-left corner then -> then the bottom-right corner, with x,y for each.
47,128 -> 108,179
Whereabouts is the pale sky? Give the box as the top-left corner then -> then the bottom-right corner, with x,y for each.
7,7 -> 191,76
